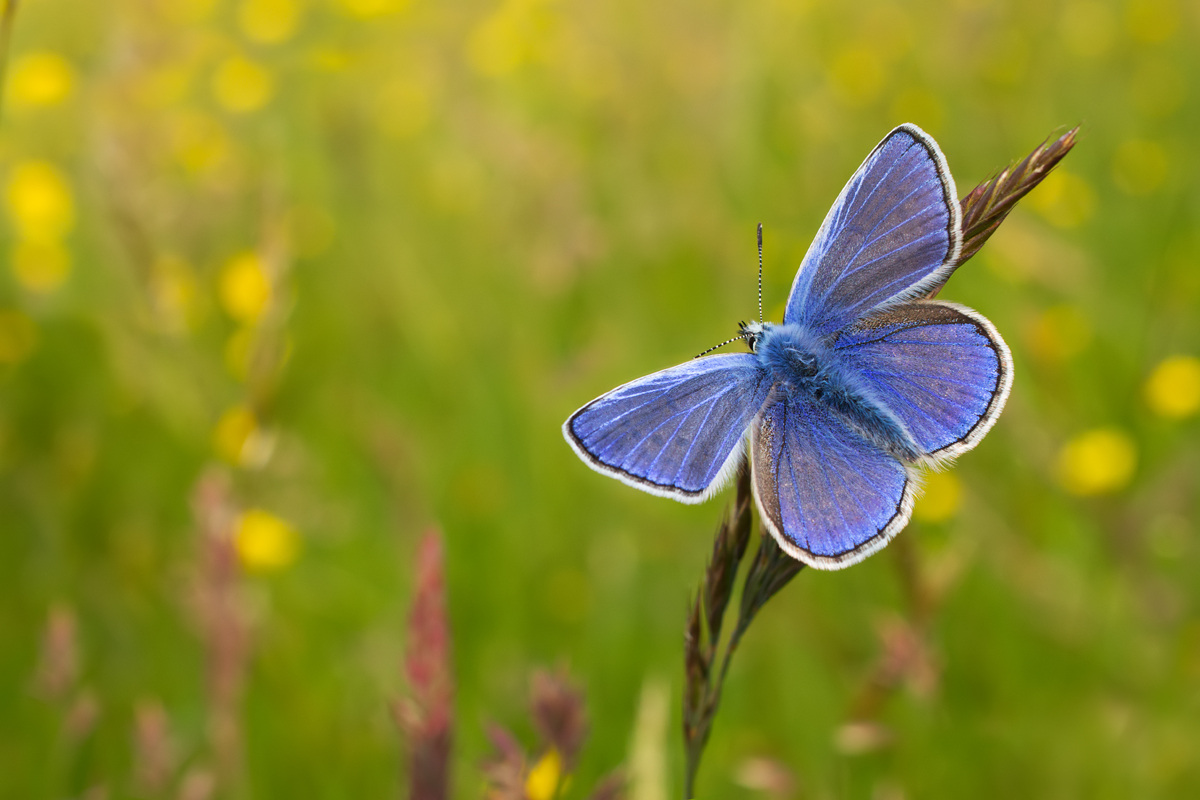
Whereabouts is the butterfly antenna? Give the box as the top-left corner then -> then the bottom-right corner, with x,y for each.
757,222 -> 764,324
694,332 -> 749,359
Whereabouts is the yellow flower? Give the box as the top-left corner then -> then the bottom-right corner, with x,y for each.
1027,169 -> 1095,228
218,252 -> 271,323
6,161 -> 74,240
212,55 -> 274,113
525,748 -> 562,800
8,52 -> 75,108
239,0 -> 301,44
1145,355 -> 1200,419
1057,428 -> 1137,496
0,310 -> 37,364
913,471 -> 962,524
235,509 -> 299,572
1112,139 -> 1168,196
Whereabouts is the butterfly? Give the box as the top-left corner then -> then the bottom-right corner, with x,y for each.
563,124 -> 1013,569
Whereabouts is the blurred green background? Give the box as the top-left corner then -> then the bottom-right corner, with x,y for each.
2,0 -> 1199,797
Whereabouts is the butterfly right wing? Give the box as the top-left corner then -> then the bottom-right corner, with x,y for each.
564,354 -> 772,503
784,124 -> 961,336
751,391 -> 916,569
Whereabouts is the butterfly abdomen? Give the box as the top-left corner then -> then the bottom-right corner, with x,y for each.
757,323 -> 920,462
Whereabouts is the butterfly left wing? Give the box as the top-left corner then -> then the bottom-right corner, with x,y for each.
751,392 -> 916,569
832,299 -> 1013,463
564,354 -> 772,503
784,124 -> 961,336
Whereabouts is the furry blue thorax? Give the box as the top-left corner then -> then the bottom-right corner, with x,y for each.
753,322 -> 921,462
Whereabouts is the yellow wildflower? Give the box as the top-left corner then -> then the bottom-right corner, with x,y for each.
1057,428 -> 1137,495
525,748 -> 562,800
218,252 -> 271,324
235,509 -> 299,572
913,471 -> 962,524
1144,355 -> 1200,419
212,55 -> 274,113
6,161 -> 74,240
8,52 -> 75,108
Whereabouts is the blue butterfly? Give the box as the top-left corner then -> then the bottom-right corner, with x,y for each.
563,124 -> 1013,569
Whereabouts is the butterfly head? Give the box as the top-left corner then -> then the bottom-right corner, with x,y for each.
739,320 -> 768,353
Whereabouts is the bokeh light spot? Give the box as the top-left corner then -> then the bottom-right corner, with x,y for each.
212,55 -> 274,113
1144,355 -> 1200,419
1112,139 -> 1168,196
913,471 -> 962,524
219,252 -> 271,324
5,161 -> 75,240
8,52 -> 75,108
235,508 -> 299,572
1058,428 -> 1137,496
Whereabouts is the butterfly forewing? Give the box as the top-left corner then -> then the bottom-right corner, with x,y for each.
751,393 -> 916,569
833,300 -> 1013,462
564,354 -> 772,502
784,124 -> 961,336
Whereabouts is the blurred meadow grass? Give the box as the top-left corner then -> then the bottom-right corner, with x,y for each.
1,0 -> 1199,797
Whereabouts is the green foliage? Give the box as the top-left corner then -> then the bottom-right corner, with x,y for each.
1,0 -> 1199,797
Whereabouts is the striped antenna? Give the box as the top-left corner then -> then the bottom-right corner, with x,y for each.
757,223 -> 763,324
694,331 -> 749,359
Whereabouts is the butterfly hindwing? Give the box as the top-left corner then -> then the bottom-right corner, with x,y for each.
833,300 -> 1013,462
564,354 -> 772,503
751,392 -> 916,569
784,124 -> 961,335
